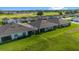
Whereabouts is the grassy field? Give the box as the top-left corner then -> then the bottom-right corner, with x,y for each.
0,12 -> 59,20
0,23 -> 79,51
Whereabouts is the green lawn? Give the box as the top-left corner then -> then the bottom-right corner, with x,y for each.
0,23 -> 79,51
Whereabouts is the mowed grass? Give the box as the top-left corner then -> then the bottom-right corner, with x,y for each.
0,24 -> 79,51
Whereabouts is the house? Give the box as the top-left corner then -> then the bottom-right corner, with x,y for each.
2,16 -> 34,24
2,17 -> 19,24
2,17 -> 9,24
0,23 -> 36,43
26,18 -> 33,23
47,16 -> 71,27
20,17 -> 27,22
12,17 -> 21,23
30,17 -> 58,34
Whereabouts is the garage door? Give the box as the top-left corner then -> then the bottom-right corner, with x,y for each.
1,36 -> 12,43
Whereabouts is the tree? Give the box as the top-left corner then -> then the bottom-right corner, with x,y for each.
59,11 -> 63,15
37,11 -> 43,16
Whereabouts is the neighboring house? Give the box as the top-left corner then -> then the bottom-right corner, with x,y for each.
19,17 -> 33,23
2,17 -> 20,24
30,17 -> 58,34
0,24 -> 36,43
26,18 -> 33,23
47,16 -> 71,27
2,17 -> 33,24
12,17 -> 21,23
20,17 -> 27,22
2,17 -> 9,24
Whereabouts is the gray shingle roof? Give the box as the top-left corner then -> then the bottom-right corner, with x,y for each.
48,18 -> 60,24
0,24 -> 35,37
48,16 -> 67,25
30,18 -> 57,29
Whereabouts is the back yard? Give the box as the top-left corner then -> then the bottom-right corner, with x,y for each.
0,23 -> 79,51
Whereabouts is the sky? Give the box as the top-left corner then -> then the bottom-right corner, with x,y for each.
0,0 -> 79,7
0,0 -> 79,10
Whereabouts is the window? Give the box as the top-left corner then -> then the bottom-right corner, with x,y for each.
23,32 -> 26,36
14,34 -> 18,38
1,36 -> 12,42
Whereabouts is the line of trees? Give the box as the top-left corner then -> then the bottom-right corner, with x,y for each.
0,10 -> 79,15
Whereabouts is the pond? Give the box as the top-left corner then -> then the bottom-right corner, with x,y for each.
72,17 -> 79,22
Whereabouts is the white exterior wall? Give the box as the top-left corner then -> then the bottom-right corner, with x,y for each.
7,20 -> 13,24
11,31 -> 28,40
16,19 -> 21,23
45,26 -> 53,31
47,27 -> 52,30
25,31 -> 28,36
0,38 -> 2,43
